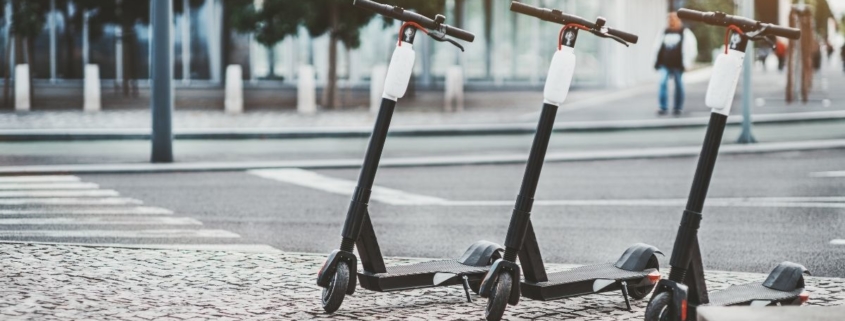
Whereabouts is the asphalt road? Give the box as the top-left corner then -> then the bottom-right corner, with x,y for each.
1,148 -> 839,277
0,120 -> 844,166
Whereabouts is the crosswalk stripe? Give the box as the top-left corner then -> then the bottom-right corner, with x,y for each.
810,171 -> 845,178
0,190 -> 120,198
0,183 -> 99,190
0,241 -> 281,253
831,239 -> 845,245
0,229 -> 240,238
0,207 -> 173,215
0,198 -> 142,205
0,217 -> 201,225
0,176 -> 80,183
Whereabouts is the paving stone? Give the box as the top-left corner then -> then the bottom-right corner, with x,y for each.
0,243 -> 843,320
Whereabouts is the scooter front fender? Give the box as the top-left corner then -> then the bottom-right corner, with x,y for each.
651,279 -> 689,321
317,250 -> 358,295
479,259 -> 521,305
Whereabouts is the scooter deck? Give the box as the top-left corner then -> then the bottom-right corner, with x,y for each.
358,259 -> 490,292
521,263 -> 655,301
702,283 -> 803,306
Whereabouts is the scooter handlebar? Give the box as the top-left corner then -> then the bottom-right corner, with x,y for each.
353,0 -> 475,42
677,8 -> 800,40
510,1 -> 638,44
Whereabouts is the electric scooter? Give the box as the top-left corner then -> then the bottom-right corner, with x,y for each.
316,0 -> 504,313
644,9 -> 808,321
479,3 -> 663,321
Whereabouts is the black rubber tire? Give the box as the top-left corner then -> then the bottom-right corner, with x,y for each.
485,272 -> 512,321
321,263 -> 350,313
645,292 -> 676,321
630,255 -> 660,300
627,282 -> 656,300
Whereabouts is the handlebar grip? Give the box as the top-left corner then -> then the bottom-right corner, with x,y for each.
676,8 -> 708,23
510,1 -> 543,18
353,0 -> 387,15
443,25 -> 475,42
764,24 -> 801,39
607,28 -> 638,44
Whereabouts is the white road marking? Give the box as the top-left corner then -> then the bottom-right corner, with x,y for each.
0,190 -> 119,198
830,239 -> 845,245
0,183 -> 99,190
0,229 -> 240,238
445,199 -> 845,208
0,198 -> 142,205
0,176 -> 80,183
0,217 -> 201,225
0,207 -> 173,215
249,168 -> 449,205
810,171 -> 845,178
0,240 -> 281,253
249,169 -> 845,208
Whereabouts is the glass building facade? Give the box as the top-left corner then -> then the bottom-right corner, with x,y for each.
0,0 -> 668,90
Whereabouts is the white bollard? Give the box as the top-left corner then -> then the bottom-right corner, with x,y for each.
297,65 -> 316,115
14,64 -> 30,112
224,65 -> 243,114
83,64 -> 101,112
370,64 -> 388,113
444,65 -> 464,112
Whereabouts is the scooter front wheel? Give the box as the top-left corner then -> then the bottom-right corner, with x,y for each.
321,262 -> 350,313
484,272 -> 512,321
644,292 -> 675,321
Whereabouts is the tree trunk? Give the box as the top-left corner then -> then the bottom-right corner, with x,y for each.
26,37 -> 34,103
2,35 -> 11,108
122,19 -> 131,97
323,2 -> 340,109
267,46 -> 275,78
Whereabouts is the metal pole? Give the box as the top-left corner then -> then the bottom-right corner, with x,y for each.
181,0 -> 190,84
49,0 -> 56,83
737,0 -> 756,143
150,0 -> 174,162
82,10 -> 89,66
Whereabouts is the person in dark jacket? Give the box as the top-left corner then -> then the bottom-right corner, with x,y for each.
653,12 -> 698,116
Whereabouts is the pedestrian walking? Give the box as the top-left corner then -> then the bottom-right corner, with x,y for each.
775,39 -> 787,71
653,12 -> 698,116
841,43 -> 845,73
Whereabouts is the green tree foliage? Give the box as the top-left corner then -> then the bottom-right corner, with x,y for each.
1,0 -> 50,107
225,0 -> 308,78
684,0 -> 736,62
300,0 -> 445,109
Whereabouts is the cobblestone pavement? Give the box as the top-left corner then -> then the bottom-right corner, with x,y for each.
1,243 -> 843,320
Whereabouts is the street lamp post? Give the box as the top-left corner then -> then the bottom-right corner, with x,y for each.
737,0 -> 757,143
150,0 -> 174,162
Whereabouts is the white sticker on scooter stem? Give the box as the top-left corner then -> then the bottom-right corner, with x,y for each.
705,49 -> 744,116
383,42 -> 416,101
543,47 -> 576,106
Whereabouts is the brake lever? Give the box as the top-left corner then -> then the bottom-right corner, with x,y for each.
428,29 -> 465,52
589,30 -> 629,47
744,25 -> 775,49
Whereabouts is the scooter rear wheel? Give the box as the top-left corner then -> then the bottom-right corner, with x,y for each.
645,292 -> 675,321
485,272 -> 512,321
321,263 -> 350,313
629,255 -> 660,300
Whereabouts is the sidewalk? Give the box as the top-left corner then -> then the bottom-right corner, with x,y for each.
0,66 -> 843,139
1,243 -> 843,320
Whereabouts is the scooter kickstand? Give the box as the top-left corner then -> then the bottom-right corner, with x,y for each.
619,281 -> 632,311
461,275 -> 473,303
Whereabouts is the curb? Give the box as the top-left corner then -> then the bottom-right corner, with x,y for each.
0,139 -> 843,175
0,110 -> 844,141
